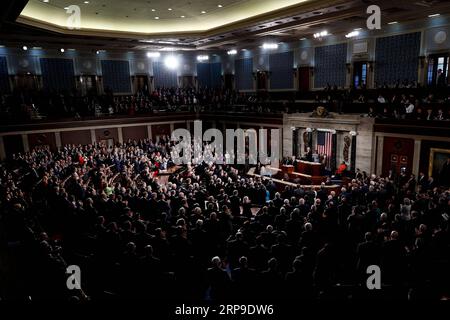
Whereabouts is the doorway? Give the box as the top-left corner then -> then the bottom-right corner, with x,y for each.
353,62 -> 367,88
224,74 -> 234,91
133,75 -> 149,95
13,74 -> 39,92
180,75 -> 194,88
298,67 -> 310,92
79,75 -> 97,95
256,71 -> 268,91
427,54 -> 449,87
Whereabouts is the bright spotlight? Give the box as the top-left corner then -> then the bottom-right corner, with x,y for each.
164,55 -> 179,70
227,49 -> 237,55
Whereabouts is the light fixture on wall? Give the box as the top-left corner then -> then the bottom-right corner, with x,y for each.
345,31 -> 360,38
262,43 -> 278,50
197,55 -> 209,62
146,51 -> 161,58
313,30 -> 328,39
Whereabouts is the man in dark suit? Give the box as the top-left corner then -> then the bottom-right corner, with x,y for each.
305,147 -> 313,162
437,69 -> 446,87
231,256 -> 257,300
356,232 -> 380,282
382,231 -> 407,286
206,256 -> 231,301
418,172 -> 427,190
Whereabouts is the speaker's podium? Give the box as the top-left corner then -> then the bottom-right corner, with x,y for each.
296,160 -> 323,176
280,161 -> 325,185
281,165 -> 294,174
297,160 -> 326,185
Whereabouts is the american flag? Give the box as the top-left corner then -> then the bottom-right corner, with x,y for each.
317,131 -> 333,169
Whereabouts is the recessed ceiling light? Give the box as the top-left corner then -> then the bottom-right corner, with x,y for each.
22,45 -> 28,51
155,17 -> 159,19
197,55 -> 209,62
180,15 -> 185,18
218,4 -> 223,8
201,11 -> 206,14
387,21 -> 398,24
151,9 -> 156,12
43,0 -> 49,3
168,8 -> 172,11
262,43 -> 278,50
313,30 -> 329,38
60,48 -> 65,52
84,1 -> 89,3
428,13 -> 440,18
64,7 -> 69,10
147,52 -> 160,58
345,31 -> 360,38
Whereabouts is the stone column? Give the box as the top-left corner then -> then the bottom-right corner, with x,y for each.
22,134 -> 29,153
117,127 -> 124,144
55,132 -> 62,149
90,129 -> 96,145
0,136 -> 6,160
282,123 -> 293,158
331,130 -> 337,172
350,131 -> 357,171
147,125 -> 153,140
412,139 -> 422,177
376,135 -> 384,176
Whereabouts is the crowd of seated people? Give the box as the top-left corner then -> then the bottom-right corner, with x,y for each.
0,87 -> 254,121
1,139 -> 449,301
311,81 -> 450,120
2,79 -> 450,123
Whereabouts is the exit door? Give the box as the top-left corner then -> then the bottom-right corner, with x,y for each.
133,75 -> 149,95
79,75 -> 97,95
298,67 -> 310,92
224,74 -> 234,90
256,71 -> 268,91
353,62 -> 367,88
427,54 -> 449,87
